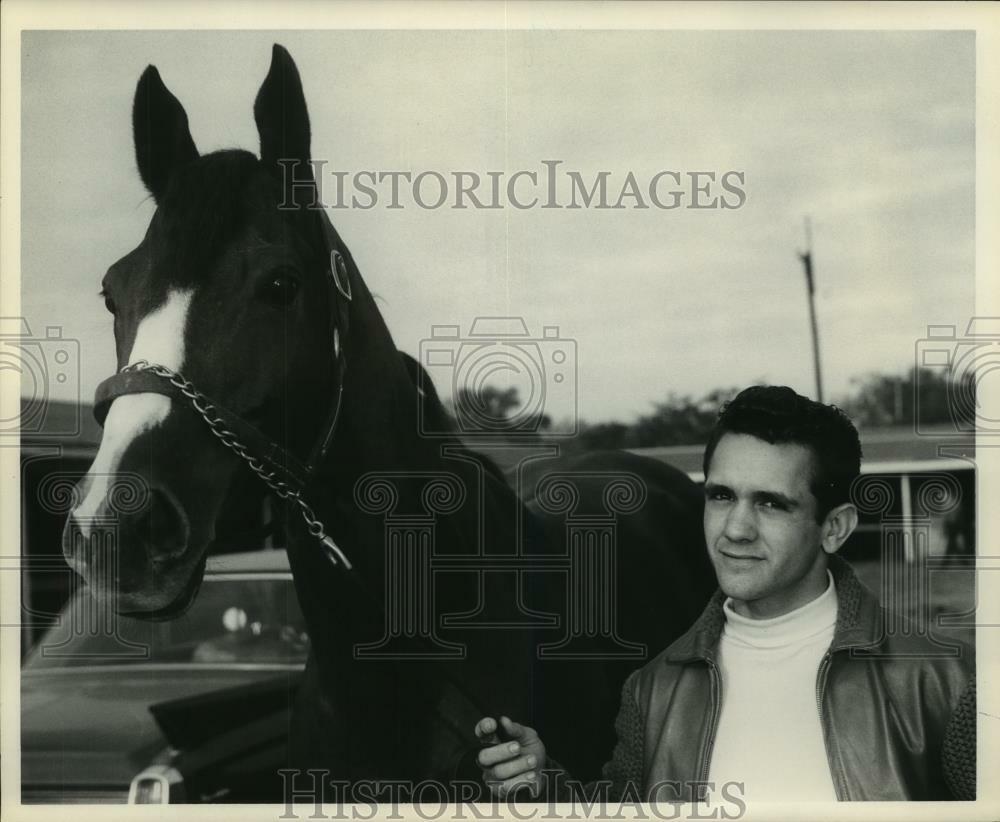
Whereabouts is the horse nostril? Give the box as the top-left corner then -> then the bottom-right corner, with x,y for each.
135,488 -> 190,562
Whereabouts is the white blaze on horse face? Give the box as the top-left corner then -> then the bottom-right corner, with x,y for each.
73,289 -> 194,532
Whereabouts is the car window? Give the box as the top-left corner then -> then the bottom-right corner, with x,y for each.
23,576 -> 309,668
841,467 -> 975,561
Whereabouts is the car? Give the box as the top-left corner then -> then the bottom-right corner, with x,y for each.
20,549 -> 307,804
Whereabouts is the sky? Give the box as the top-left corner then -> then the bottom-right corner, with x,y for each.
18,29 -> 975,424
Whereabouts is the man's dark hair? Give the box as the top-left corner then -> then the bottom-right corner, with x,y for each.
702,385 -> 862,521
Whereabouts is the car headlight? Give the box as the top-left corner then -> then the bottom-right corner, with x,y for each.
128,764 -> 185,803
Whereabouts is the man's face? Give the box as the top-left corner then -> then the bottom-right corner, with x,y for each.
703,432 -> 830,618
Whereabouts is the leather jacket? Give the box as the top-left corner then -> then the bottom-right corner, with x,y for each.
556,555 -> 976,802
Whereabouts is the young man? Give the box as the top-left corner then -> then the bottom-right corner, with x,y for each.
475,386 -> 976,802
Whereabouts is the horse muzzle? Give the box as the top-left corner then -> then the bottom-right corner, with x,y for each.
62,477 -> 201,612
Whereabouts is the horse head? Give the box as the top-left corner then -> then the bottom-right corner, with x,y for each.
62,45 -> 356,616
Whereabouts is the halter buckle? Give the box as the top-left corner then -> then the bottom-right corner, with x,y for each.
330,250 -> 352,302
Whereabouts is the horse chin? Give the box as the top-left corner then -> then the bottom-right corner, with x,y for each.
116,551 -> 208,622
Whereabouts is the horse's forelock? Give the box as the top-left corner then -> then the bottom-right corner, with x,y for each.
154,149 -> 296,284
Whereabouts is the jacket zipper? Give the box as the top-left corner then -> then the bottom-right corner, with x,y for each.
697,659 -> 723,787
815,650 -> 846,801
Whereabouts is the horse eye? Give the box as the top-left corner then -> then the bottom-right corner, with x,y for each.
258,269 -> 301,307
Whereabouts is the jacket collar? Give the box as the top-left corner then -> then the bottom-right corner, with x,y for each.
662,554 -> 881,664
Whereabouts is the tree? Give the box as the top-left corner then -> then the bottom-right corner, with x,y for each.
450,385 -> 552,436
842,367 -> 974,429
630,388 -> 739,447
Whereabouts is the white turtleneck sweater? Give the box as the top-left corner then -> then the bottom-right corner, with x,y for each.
707,572 -> 838,802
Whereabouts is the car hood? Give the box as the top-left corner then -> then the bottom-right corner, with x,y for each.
21,667 -> 295,789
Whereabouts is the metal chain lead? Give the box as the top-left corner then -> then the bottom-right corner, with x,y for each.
120,360 -> 352,569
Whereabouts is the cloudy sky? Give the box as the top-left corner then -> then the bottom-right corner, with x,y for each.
19,28 -> 975,424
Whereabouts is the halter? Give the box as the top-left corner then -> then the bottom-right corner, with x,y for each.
92,212 -> 355,569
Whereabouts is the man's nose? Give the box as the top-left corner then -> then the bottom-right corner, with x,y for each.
723,501 -> 757,542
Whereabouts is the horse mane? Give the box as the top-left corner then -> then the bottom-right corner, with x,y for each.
398,350 -> 449,429
397,351 -> 511,486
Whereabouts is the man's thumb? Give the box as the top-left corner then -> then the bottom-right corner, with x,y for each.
476,716 -> 500,744
499,715 -> 529,741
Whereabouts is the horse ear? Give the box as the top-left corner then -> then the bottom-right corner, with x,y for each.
254,44 -> 314,204
132,66 -> 199,203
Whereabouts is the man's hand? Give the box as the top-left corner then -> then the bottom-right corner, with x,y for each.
474,716 -> 547,798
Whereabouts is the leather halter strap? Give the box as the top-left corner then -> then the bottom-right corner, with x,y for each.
91,208 -> 353,560
93,367 -> 313,491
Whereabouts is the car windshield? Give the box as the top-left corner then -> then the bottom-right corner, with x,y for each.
23,575 -> 309,669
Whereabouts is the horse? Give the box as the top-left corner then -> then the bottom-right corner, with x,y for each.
61,44 -> 715,799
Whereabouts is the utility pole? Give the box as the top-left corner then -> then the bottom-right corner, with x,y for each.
798,217 -> 824,403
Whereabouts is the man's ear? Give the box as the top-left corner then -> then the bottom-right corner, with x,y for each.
821,503 -> 859,555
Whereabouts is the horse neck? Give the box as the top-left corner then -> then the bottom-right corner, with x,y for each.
284,261 -> 542,756
307,267 -> 526,570
332,271 -> 430,479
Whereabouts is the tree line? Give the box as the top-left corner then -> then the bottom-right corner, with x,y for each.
448,366 -> 975,451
